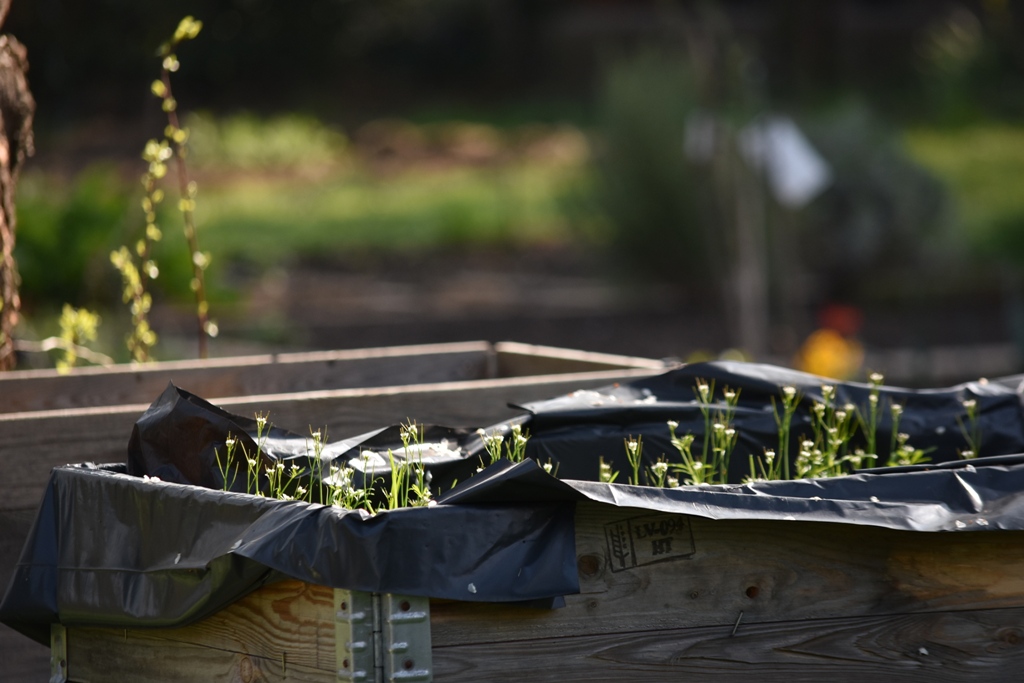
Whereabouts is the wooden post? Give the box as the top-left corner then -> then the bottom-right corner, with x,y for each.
0,0 -> 34,371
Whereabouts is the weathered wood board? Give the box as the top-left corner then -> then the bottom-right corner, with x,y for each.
54,503 -> 1024,682
0,340 -> 665,414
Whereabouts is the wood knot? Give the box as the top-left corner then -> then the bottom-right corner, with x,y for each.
577,554 -> 602,578
239,655 -> 254,682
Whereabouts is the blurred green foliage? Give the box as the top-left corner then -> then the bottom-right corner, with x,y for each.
187,112 -> 349,171
14,114 -> 591,317
15,165 -> 129,308
591,51 -> 713,288
905,125 -> 1024,267
190,164 -> 581,265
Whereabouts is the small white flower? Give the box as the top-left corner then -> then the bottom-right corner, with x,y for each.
225,437 -> 236,448
962,399 -> 977,411
667,420 -> 679,431
764,449 -> 775,462
869,372 -> 884,385
626,439 -> 639,454
651,461 -> 669,475
891,404 -> 903,416
782,385 -> 796,398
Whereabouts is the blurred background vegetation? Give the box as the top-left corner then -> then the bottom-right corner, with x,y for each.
6,0 -> 1024,376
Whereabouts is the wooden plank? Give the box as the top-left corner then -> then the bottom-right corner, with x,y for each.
430,504 -> 1024,646
68,627 -> 334,683
67,600 -> 1024,683
0,368 -> 657,512
493,341 -> 669,378
0,341 -> 667,414
431,607 -> 1024,682
57,504 -> 1024,682
66,580 -> 335,683
62,584 -> 332,682
0,341 -> 494,413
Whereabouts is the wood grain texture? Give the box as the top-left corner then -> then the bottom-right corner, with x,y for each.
0,368 -> 657,511
65,580 -> 335,683
430,504 -> 1024,646
53,506 -> 1024,682
68,627 -> 334,683
431,607 -> 1024,682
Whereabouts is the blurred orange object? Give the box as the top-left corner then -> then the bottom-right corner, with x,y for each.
796,328 -> 864,380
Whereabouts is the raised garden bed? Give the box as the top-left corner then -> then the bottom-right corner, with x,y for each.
0,341 -> 667,679
6,360 -> 1024,681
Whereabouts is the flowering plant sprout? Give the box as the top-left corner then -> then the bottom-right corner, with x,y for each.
667,421 -> 708,485
647,457 -> 673,488
855,373 -> 885,468
598,456 -> 619,484
697,383 -> 740,484
957,397 -> 981,459
770,385 -> 800,479
624,435 -> 643,486
399,420 -> 433,508
475,423 -> 530,467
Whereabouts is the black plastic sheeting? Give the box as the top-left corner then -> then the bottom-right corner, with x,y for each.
1,462 -> 576,646
127,383 -> 490,500
517,361 -> 1024,483
7,361 -> 1024,646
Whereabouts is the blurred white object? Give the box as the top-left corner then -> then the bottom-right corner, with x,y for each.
738,116 -> 831,208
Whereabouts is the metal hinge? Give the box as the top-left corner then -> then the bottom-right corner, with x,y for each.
336,590 -> 432,683
51,624 -> 68,683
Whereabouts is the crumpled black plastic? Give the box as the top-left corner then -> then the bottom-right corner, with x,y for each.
127,383 -> 484,499
516,361 -> 1024,483
439,455 -> 1024,534
1,463 -> 576,646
